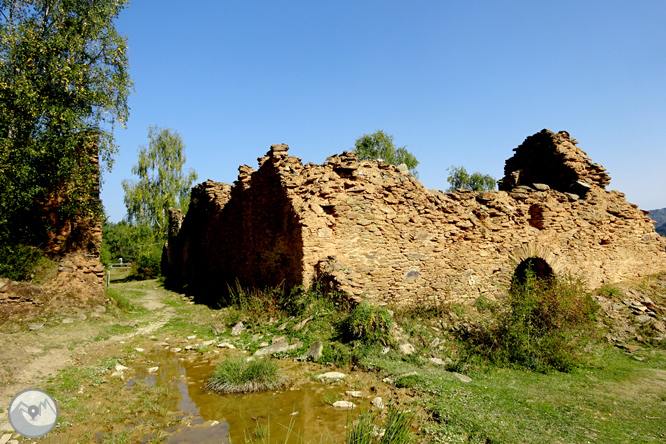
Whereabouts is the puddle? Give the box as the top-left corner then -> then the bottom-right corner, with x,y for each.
125,343 -> 393,443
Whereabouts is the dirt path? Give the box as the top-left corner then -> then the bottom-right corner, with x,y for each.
0,280 -> 176,425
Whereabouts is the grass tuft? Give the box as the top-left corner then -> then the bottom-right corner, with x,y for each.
205,355 -> 286,393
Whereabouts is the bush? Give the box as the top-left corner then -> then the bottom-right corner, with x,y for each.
340,302 -> 394,345
346,408 -> 416,444
205,356 -> 285,393
0,243 -> 43,281
455,271 -> 598,372
130,243 -> 162,279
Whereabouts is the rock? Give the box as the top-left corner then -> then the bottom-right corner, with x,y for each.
254,341 -> 290,356
453,372 -> 472,383
332,401 -> 356,409
202,340 -> 216,346
399,343 -> 415,355
429,338 -> 441,348
231,322 -> 244,336
157,342 -> 170,347
115,364 -> 128,372
187,335 -> 196,340
277,322 -> 288,331
251,334 -> 263,342
184,345 -> 194,350
28,323 -> 44,331
272,335 -> 287,344
258,342 -> 269,347
211,324 -> 225,335
305,341 -> 323,362
345,391 -> 363,398
61,318 -> 74,324
134,348 -> 145,352
288,340 -> 304,351
429,357 -> 452,366
399,371 -> 418,378
147,367 -> 159,373
216,342 -> 236,349
317,372 -> 347,382
293,316 -> 313,331
170,347 -> 182,353
635,314 -> 652,324
93,305 -> 106,314
532,183 -> 550,191
371,397 -> 385,410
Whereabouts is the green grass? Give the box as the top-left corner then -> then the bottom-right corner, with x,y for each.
206,355 -> 286,393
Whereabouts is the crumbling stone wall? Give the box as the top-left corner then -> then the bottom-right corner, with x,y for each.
164,130 -> 666,306
42,141 -> 105,299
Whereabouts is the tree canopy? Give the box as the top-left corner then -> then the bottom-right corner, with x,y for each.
0,0 -> 131,248
352,130 -> 419,177
446,166 -> 496,192
122,126 -> 198,239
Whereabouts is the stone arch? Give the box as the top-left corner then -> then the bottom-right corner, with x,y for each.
508,242 -> 566,279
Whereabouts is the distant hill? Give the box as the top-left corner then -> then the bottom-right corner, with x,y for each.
647,208 -> 666,236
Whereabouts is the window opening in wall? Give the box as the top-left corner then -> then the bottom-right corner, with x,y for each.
512,256 -> 553,286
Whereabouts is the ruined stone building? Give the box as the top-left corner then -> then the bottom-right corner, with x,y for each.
163,129 -> 666,306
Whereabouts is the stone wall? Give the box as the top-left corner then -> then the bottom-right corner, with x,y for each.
164,130 -> 666,306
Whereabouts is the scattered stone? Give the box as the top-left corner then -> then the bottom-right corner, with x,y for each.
211,324 -> 225,335
616,343 -> 642,353
305,341 -> 323,362
93,305 -> 106,314
251,334 -> 263,342
187,335 -> 196,340
254,341 -> 291,356
635,314 -> 652,324
429,338 -> 441,348
28,323 -> 44,331
61,318 -> 74,324
170,347 -> 182,353
371,397 -> 385,410
532,183 -> 550,191
157,342 -> 170,347
453,372 -> 472,383
147,367 -> 159,373
202,340 -> 216,346
317,372 -> 347,382
381,347 -> 390,354
332,401 -> 356,409
293,316 -> 313,331
288,340 -> 304,351
345,391 -> 363,398
134,348 -> 144,353
216,342 -> 236,349
0,433 -> 11,444
277,322 -> 288,331
272,335 -> 287,344
115,364 -> 128,372
399,371 -> 419,378
184,345 -> 194,350
231,322 -> 244,336
399,343 -> 415,355
258,342 -> 269,347
429,357 -> 451,366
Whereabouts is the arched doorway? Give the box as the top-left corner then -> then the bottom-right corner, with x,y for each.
512,256 -> 554,285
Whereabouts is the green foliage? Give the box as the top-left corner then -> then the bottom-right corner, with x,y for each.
455,270 -> 598,372
101,218 -> 161,279
205,356 -> 285,393
0,0 -> 131,252
130,243 -> 162,279
122,126 -> 197,239
0,243 -> 43,280
445,166 -> 496,192
353,130 -> 419,177
340,302 -> 394,344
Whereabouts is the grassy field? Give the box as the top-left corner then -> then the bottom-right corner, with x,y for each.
6,271 -> 665,443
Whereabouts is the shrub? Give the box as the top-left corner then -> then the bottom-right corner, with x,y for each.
346,408 -> 416,444
0,243 -> 43,281
340,302 -> 394,345
455,270 -> 598,372
130,243 -> 162,279
205,356 -> 285,393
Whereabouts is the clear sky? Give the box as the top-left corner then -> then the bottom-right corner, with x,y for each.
102,0 -> 666,222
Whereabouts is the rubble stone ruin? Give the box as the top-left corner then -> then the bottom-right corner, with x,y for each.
163,129 -> 666,306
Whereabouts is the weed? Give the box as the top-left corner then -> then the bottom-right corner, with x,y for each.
340,302 -> 394,345
455,270 -> 599,372
597,284 -> 624,299
321,392 -> 341,406
346,408 -> 415,444
206,355 -> 286,393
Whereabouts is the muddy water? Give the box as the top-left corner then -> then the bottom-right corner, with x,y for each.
128,344 -> 392,443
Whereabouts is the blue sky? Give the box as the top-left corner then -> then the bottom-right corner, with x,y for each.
102,0 -> 666,222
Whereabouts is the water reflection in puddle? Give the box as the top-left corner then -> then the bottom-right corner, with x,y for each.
127,345 -> 383,443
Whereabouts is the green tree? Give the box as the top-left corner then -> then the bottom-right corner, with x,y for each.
446,166 -> 496,192
0,0 -> 131,253
122,126 -> 198,239
352,130 -> 419,177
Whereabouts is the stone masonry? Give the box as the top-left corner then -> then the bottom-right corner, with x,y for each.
163,130 -> 666,306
